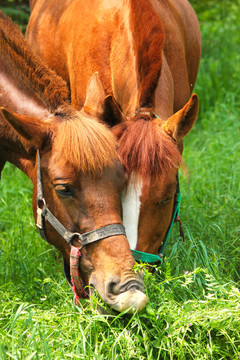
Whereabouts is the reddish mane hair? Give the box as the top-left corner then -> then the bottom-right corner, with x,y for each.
113,113 -> 182,185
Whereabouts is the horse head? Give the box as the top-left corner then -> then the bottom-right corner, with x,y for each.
113,94 -> 199,256
0,100 -> 147,312
82,72 -> 199,259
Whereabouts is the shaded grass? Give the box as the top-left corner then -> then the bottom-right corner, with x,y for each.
0,1 -> 240,359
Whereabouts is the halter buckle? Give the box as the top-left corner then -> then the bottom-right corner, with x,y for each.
36,198 -> 46,230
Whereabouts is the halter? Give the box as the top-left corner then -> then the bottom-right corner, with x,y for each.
35,150 -> 126,302
131,176 -> 184,264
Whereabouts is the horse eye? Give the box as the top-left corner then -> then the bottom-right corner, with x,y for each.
54,184 -> 74,197
156,194 -> 174,207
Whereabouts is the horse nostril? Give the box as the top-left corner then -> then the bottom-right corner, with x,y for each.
122,280 -> 143,292
106,277 -> 144,296
106,277 -> 121,295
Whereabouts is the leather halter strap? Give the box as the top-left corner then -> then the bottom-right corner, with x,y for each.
35,150 -> 126,246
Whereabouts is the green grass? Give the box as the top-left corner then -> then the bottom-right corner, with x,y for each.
0,0 -> 29,32
0,2 -> 240,359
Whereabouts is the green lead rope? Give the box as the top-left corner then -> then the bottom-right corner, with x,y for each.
131,177 -> 181,264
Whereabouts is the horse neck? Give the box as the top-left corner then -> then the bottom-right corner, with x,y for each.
110,0 -> 164,117
0,114 -> 36,179
0,55 -> 49,118
0,55 -> 48,179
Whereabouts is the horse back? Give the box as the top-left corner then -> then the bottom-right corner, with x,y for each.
26,0 -> 201,113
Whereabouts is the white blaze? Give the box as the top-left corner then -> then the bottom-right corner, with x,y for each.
121,175 -> 142,250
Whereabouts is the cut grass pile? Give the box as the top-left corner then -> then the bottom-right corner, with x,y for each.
0,1 -> 240,359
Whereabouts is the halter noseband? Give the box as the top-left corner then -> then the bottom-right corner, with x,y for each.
129,111 -> 184,263
131,176 -> 184,264
35,150 -> 126,302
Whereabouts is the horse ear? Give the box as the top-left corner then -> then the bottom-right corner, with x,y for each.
162,94 -> 199,140
0,107 -> 50,148
102,95 -> 124,127
83,72 -> 124,126
83,72 -> 106,117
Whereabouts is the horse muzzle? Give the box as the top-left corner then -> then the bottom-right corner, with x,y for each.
108,290 -> 148,313
89,273 -> 148,313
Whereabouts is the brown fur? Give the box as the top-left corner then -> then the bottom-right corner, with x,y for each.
0,11 -> 117,174
129,0 -> 165,107
1,12 -> 143,309
0,11 -> 69,111
26,0 -> 201,258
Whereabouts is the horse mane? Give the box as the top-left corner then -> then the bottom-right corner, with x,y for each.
52,106 -> 118,173
129,0 -> 165,107
113,112 -> 182,186
112,1 -> 174,185
0,11 -> 69,111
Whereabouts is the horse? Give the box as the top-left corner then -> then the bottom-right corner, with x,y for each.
0,11 -> 148,312
26,0 -> 201,262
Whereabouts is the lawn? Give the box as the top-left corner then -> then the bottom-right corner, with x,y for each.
0,1 -> 240,359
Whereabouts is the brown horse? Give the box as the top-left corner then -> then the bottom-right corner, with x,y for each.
26,0 -> 201,261
0,11 -> 148,312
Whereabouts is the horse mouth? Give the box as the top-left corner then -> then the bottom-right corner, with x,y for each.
89,276 -> 148,313
108,290 -> 148,313
89,286 -> 148,313
64,259 -> 148,313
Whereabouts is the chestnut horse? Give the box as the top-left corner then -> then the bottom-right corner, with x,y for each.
26,0 -> 201,261
0,11 -> 148,312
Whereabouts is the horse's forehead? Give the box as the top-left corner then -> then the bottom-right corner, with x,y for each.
47,154 -> 125,185
48,158 -> 77,180
138,170 -> 178,200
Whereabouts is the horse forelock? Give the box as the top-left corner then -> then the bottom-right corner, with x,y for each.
52,107 -> 118,173
113,117 -> 182,187
0,11 -> 69,111
129,0 -> 165,107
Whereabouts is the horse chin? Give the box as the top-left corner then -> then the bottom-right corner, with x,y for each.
108,290 -> 148,313
89,286 -> 148,313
